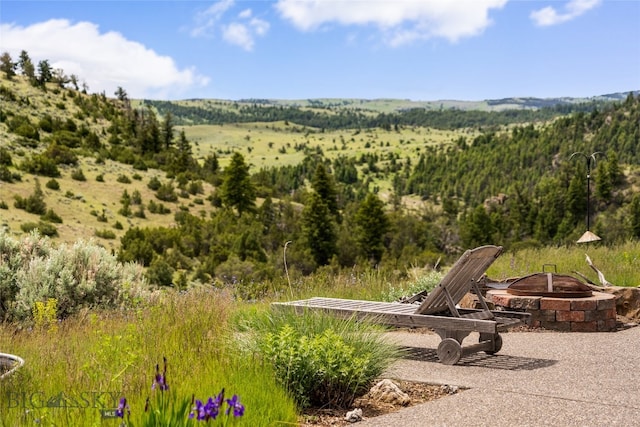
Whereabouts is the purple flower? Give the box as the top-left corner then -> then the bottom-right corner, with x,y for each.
225,394 -> 245,417
189,389 -> 230,421
190,396 -> 220,421
152,358 -> 169,391
115,397 -> 129,418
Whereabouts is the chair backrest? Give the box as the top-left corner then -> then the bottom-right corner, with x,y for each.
415,245 -> 503,315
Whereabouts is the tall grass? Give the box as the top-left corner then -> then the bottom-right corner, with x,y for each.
488,240 -> 640,287
0,289 -> 298,426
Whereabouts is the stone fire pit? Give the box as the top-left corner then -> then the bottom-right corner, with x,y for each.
488,289 -> 617,332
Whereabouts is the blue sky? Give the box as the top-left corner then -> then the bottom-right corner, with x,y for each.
1,0 -> 639,101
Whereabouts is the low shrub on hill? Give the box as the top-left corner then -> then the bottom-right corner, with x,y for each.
0,231 -> 147,321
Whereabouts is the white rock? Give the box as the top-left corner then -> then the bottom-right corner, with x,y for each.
345,408 -> 363,423
369,379 -> 410,405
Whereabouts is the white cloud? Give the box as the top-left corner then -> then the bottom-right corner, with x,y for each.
0,19 -> 209,99
238,8 -> 253,20
190,1 -> 269,51
531,0 -> 601,27
223,23 -> 254,51
275,0 -> 508,44
191,0 -> 236,37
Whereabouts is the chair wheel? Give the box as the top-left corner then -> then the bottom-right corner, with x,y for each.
480,333 -> 503,354
437,338 -> 462,365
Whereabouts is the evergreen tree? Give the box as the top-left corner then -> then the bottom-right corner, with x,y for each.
595,161 -> 612,201
37,60 -> 52,86
605,150 -> 622,186
0,52 -> 16,79
630,194 -> 640,239
459,205 -> 494,248
220,152 -> 256,216
161,112 -> 174,150
302,191 -> 337,266
311,163 -> 340,222
354,193 -> 389,265
18,50 -> 35,83
566,174 -> 586,222
171,129 -> 194,174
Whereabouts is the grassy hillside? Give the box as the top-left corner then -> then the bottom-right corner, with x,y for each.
0,77 -> 220,246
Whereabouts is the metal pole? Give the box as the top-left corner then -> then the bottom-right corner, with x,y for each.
586,157 -> 591,231
570,151 -> 603,233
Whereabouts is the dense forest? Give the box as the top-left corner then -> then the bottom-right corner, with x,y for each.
1,49 -> 639,290
143,97 -> 612,130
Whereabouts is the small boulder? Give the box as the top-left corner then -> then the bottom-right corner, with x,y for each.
368,379 -> 410,406
345,408 -> 363,423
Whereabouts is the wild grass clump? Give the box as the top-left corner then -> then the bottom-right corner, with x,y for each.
0,230 -> 147,321
0,289 -> 299,426
246,309 -> 402,409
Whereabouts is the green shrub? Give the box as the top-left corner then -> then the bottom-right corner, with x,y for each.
147,176 -> 162,190
146,257 -> 175,286
96,173 -> 104,182
45,178 -> 60,190
0,165 -> 14,182
41,208 -> 63,223
0,146 -> 12,165
0,230 -> 146,320
95,229 -> 116,239
117,174 -> 131,184
156,182 -> 178,202
148,200 -> 171,214
71,168 -> 86,181
384,270 -> 442,302
14,180 -> 47,215
44,142 -> 78,165
251,310 -> 401,408
20,221 -> 58,237
20,154 -> 60,177
7,114 -> 39,141
0,200 -> 8,209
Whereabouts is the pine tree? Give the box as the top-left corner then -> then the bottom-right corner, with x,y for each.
302,192 -> 337,266
161,112 -> 174,150
0,52 -> 16,79
311,163 -> 340,222
220,152 -> 256,217
630,194 -> 640,239
354,193 -> 389,265
459,205 -> 494,248
18,50 -> 34,78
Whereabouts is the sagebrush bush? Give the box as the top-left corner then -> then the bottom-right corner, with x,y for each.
0,230 -> 147,321
385,270 -> 442,302
250,310 -> 401,408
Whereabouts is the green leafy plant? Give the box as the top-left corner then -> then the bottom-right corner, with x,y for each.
251,310 -> 401,408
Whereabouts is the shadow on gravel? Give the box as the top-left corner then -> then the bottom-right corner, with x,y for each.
400,346 -> 558,371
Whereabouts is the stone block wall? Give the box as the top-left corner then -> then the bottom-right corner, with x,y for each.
487,290 -> 617,332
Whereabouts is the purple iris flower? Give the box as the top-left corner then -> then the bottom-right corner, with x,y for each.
115,397 -> 129,418
225,394 -> 245,417
189,389 -> 234,421
152,358 -> 169,391
189,396 -> 221,421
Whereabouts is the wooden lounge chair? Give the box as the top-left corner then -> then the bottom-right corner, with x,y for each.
272,245 -> 529,365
